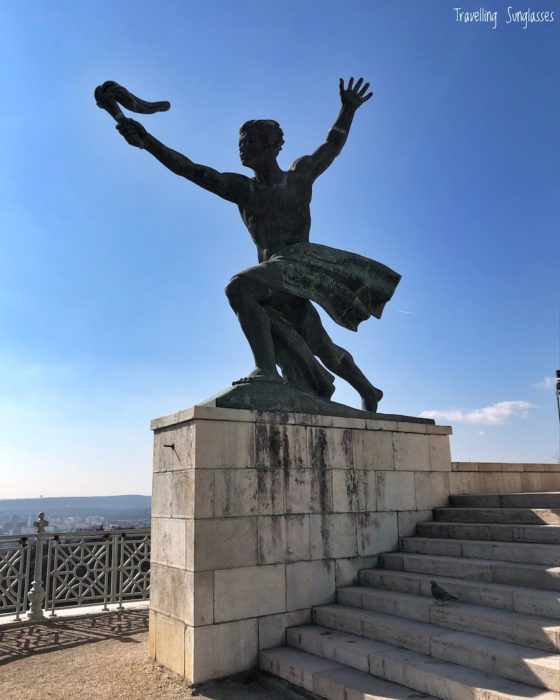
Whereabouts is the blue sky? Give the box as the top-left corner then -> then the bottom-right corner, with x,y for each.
1,1 -> 558,497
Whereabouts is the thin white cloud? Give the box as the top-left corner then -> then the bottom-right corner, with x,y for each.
533,376 -> 556,390
397,310 -> 418,315
420,400 -> 538,425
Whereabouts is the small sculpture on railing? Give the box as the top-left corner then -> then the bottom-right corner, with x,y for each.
26,512 -> 48,620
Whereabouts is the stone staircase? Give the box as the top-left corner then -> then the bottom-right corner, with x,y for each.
260,492 -> 560,700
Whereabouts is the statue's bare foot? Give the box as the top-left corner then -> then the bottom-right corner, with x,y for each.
232,368 -> 284,386
361,387 -> 383,412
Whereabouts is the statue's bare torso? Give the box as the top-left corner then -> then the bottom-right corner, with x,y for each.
239,170 -> 312,262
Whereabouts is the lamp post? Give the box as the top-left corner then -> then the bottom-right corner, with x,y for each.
26,512 -> 48,620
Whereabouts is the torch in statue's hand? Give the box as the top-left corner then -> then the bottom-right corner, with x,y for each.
94,80 -> 170,148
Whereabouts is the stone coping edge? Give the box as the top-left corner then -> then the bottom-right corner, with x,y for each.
452,462 -> 559,472
151,404 -> 453,434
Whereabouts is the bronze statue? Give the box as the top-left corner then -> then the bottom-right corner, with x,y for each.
98,78 -> 400,412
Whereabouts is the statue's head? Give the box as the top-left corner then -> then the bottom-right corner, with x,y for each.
239,120 -> 284,167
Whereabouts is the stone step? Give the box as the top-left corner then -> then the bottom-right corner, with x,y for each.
336,586 -> 560,652
259,645 -> 439,699
358,568 -> 560,619
312,606 -> 560,691
433,507 -> 560,525
450,493 -> 560,509
285,625 -> 560,700
417,520 -> 560,544
380,551 -> 560,592
400,536 -> 560,566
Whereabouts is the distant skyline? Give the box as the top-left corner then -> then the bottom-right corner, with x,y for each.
1,1 -> 558,498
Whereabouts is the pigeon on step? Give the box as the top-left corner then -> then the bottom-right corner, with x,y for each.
431,580 -> 458,604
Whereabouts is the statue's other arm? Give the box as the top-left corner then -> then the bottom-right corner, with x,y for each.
117,119 -> 251,204
291,77 -> 373,181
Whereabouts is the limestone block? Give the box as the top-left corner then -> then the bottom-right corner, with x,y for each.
520,472 -> 560,492
478,463 -> 520,472
185,519 -> 194,570
356,512 -> 398,556
332,469 -> 376,512
393,433 -> 430,471
314,604 -> 364,636
452,462 -> 478,472
151,470 -> 187,518
366,418 -> 398,431
150,563 -> 188,620
448,472 -> 476,495
335,555 -> 379,587
310,513 -> 357,559
148,609 -> 156,659
429,435 -> 452,471
192,406 -> 254,423
256,468 -> 285,515
258,609 -> 312,650
155,613 -> 185,676
285,467 -> 333,514
214,564 -> 286,622
286,560 -> 335,610
151,517 -> 186,569
254,422 -> 307,468
257,514 -> 310,564
426,424 -> 453,435
397,510 -> 433,538
195,420 -> 255,468
376,472 -> 416,511
369,647 -> 474,700
153,423 -> 195,472
188,619 -> 258,684
259,647 -> 342,693
397,421 -> 427,434
415,472 -> 450,511
213,469 -> 257,517
185,570 -> 214,627
522,463 -> 560,472
308,426 -> 354,469
353,430 -> 394,470
192,517 -> 257,570
152,469 -> 213,519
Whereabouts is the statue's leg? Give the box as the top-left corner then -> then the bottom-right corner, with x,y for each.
298,303 -> 383,412
225,263 -> 289,383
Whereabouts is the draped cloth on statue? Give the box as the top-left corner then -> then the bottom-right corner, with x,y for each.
263,242 -> 401,399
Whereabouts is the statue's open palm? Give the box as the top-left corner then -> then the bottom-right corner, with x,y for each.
339,77 -> 373,109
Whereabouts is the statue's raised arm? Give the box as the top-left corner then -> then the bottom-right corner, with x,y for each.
117,118 -> 252,205
291,77 -> 373,181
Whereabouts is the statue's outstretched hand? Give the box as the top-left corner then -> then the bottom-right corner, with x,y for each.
116,117 -> 148,148
339,77 -> 373,109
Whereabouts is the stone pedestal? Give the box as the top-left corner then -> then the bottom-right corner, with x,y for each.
148,405 -> 452,684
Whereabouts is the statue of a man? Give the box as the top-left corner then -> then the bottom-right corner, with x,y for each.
117,77 -> 400,411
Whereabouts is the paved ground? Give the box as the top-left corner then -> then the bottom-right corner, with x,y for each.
0,609 -> 297,700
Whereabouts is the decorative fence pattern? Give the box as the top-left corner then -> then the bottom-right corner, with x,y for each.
0,536 -> 31,620
0,524 -> 150,620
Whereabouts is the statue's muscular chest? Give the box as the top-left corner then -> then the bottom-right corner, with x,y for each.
238,173 -> 312,246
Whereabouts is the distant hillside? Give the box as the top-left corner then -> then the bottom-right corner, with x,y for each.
0,495 -> 151,519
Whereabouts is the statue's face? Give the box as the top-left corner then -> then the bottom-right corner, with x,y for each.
239,130 -> 269,167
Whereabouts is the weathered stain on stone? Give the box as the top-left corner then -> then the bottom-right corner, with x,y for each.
345,469 -> 360,511
341,428 -> 354,467
257,468 -> 283,513
310,428 -> 328,470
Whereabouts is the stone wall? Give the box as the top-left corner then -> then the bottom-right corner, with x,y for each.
450,462 -> 559,495
148,405 -> 452,684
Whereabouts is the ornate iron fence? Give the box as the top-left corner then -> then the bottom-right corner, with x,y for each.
0,518 -> 150,620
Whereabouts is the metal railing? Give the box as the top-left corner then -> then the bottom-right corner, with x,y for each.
0,514 -> 150,620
